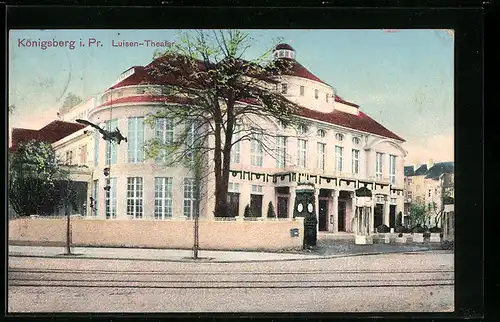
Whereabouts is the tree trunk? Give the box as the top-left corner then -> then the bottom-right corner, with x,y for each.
65,201 -> 72,255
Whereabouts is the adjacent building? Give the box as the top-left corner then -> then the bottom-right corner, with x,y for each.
10,43 -> 407,234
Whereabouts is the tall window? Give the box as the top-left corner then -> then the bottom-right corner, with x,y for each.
79,145 -> 87,165
300,85 -> 305,96
389,154 -> 397,184
250,134 -> 263,167
184,178 -> 198,219
155,177 -> 172,219
185,122 -> 197,161
352,149 -> 360,174
298,139 -> 307,167
250,185 -> 263,217
231,124 -> 241,164
227,183 -> 240,217
91,179 -> 98,216
376,152 -> 384,180
105,119 -> 118,165
94,131 -> 99,167
335,146 -> 343,172
128,117 -> 144,163
127,177 -> 143,219
155,118 -> 174,164
65,150 -> 73,165
281,83 -> 288,94
105,178 -> 117,219
317,143 -> 325,170
275,136 -> 286,169
326,93 -> 329,102
314,89 -> 318,99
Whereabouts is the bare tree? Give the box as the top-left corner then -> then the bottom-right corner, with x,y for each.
144,30 -> 304,218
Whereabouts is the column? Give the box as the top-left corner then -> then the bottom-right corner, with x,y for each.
239,183 -> 250,220
332,190 -> 339,233
348,192 -> 356,232
143,175 -> 155,219
288,186 -> 296,218
384,196 -> 390,227
370,199 -> 375,235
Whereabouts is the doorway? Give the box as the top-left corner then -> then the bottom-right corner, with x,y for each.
338,200 -> 346,232
318,199 -> 328,231
277,196 -> 288,218
389,205 -> 396,228
374,204 -> 383,227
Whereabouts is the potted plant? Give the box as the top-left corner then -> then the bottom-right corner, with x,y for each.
429,226 -> 442,242
395,226 -> 407,243
267,201 -> 276,219
376,224 -> 391,243
412,224 -> 425,243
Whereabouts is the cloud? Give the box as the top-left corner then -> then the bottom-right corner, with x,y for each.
404,133 -> 454,165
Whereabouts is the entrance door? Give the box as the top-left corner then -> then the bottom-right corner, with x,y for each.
374,204 -> 383,227
389,205 -> 396,228
277,196 -> 288,218
318,199 -> 328,231
338,201 -> 346,232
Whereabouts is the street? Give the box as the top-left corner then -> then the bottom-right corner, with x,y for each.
8,251 -> 454,312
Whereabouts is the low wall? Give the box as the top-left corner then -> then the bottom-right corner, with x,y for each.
9,218 -> 304,251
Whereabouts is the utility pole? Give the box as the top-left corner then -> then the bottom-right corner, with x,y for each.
65,179 -> 72,255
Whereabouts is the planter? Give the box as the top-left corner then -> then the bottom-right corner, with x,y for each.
395,236 -> 407,243
413,233 -> 424,243
430,233 -> 441,243
355,235 -> 373,245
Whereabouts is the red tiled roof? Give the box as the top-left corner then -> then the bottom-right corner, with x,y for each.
10,120 -> 86,151
237,98 -> 404,142
97,95 -> 192,108
335,95 -> 360,108
275,58 -> 329,86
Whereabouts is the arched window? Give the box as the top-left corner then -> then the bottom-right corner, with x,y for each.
298,124 -> 308,134
317,129 -> 326,138
352,137 -> 361,145
335,133 -> 344,141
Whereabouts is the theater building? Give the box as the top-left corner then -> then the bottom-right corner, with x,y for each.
10,43 -> 407,234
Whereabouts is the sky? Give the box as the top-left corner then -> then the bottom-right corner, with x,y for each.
8,29 -> 454,166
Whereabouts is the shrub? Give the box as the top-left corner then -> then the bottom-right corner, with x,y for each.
423,232 -> 431,238
395,226 -> 407,234
267,201 -> 276,218
396,211 -> 403,227
429,226 -> 443,233
376,224 -> 390,233
412,224 -> 425,233
244,204 -> 252,217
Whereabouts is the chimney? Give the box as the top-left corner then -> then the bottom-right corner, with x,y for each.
427,159 -> 434,169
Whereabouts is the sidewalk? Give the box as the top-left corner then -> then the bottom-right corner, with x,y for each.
8,245 -> 326,263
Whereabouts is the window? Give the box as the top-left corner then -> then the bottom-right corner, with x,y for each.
65,150 -> 73,165
314,89 -> 318,99
155,118 -> 174,164
105,119 -> 118,165
136,87 -> 145,94
300,86 -> 305,96
389,154 -> 397,184
428,189 -> 432,198
352,149 -> 360,174
335,146 -> 343,172
281,83 -> 287,94
250,133 -> 263,167
250,185 -> 263,217
91,180 -> 98,216
407,191 -> 413,199
317,143 -> 325,170
376,152 -> 384,180
326,93 -> 329,102
408,178 -> 413,184
94,131 -> 99,167
317,129 -> 326,138
298,124 -> 307,134
297,139 -> 307,168
335,133 -> 344,141
352,137 -> 361,145
127,177 -> 143,219
154,177 -> 172,219
79,145 -> 87,165
185,122 -> 197,161
105,178 -> 117,219
275,136 -> 286,169
128,117 -> 145,163
227,183 -> 240,217
231,124 -> 241,164
184,178 -> 198,219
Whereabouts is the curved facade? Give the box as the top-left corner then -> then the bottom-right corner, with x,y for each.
19,43 -> 407,234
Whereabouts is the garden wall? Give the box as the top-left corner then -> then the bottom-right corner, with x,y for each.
9,217 -> 304,251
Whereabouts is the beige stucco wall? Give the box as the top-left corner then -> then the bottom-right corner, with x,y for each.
9,217 -> 304,251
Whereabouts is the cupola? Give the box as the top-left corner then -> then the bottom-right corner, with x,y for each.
273,43 -> 296,60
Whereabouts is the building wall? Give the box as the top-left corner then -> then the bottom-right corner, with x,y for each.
9,217 -> 304,251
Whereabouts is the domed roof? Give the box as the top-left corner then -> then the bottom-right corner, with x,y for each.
274,43 -> 295,51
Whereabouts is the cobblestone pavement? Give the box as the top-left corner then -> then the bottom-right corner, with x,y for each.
8,251 -> 454,313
